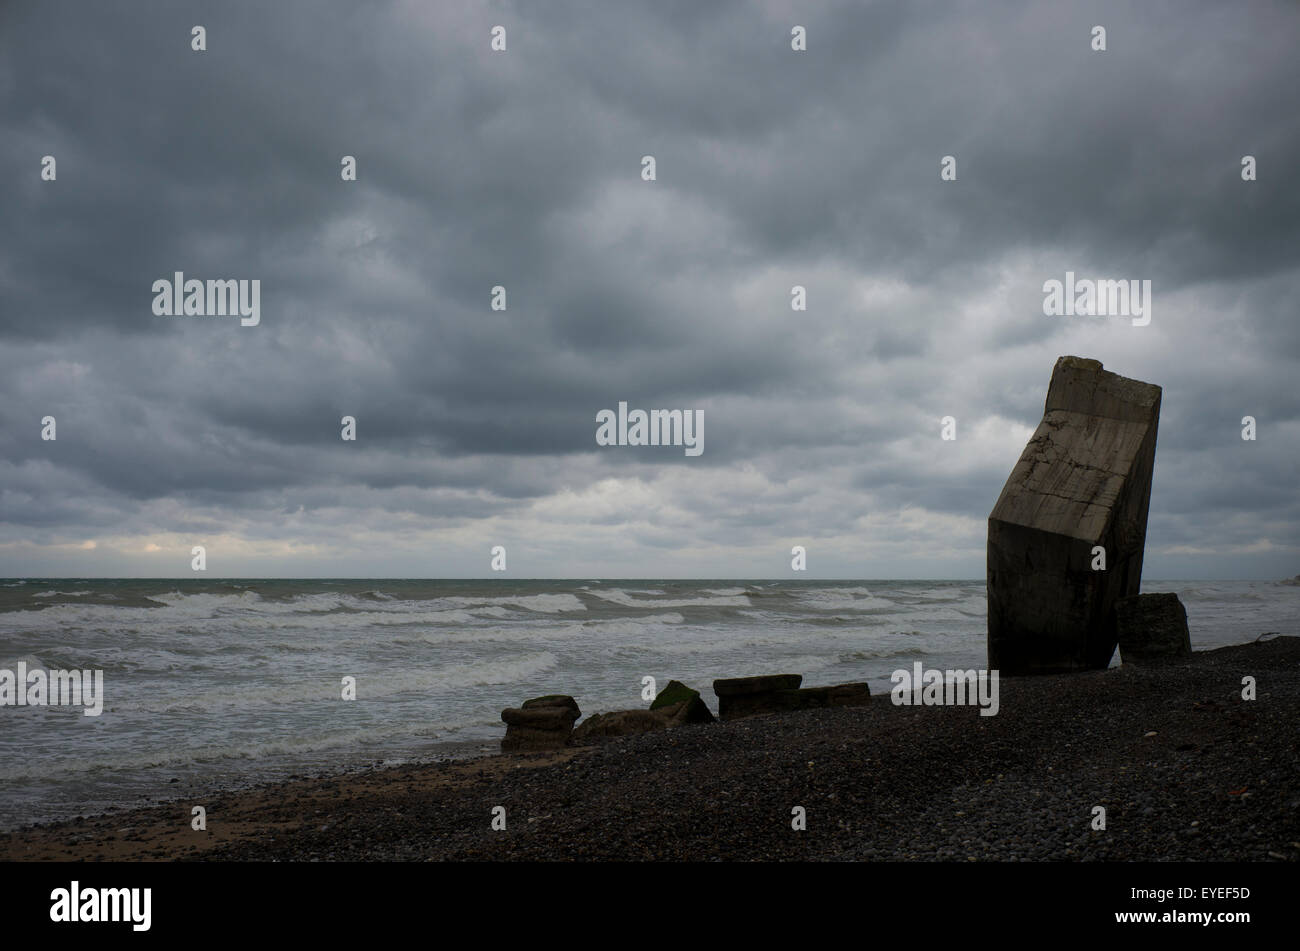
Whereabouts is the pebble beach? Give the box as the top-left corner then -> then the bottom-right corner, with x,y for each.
2,635 -> 1295,862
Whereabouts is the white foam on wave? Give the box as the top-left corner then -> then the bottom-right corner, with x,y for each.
220,607 -> 497,632
0,593 -> 534,641
440,612 -> 688,643
148,590 -> 266,611
902,605 -> 984,624
571,613 -> 687,636
130,651 -> 560,713
484,593 -> 586,613
794,588 -> 896,611
587,588 -> 751,609
386,593 -> 586,614
709,653 -> 839,679
3,589 -> 585,642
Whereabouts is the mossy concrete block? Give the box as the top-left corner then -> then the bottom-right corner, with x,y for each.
650,680 -> 714,723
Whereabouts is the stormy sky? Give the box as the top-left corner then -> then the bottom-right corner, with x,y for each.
2,0 -> 1297,579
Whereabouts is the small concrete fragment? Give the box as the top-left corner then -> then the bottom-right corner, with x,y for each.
1116,592 -> 1192,663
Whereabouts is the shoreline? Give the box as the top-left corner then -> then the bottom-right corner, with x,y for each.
0,747 -> 590,862
0,736 -> 505,836
2,635 -> 1297,862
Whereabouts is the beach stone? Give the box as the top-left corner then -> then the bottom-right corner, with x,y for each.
650,680 -> 714,723
1116,593 -> 1192,663
501,695 -> 580,751
988,356 -> 1161,674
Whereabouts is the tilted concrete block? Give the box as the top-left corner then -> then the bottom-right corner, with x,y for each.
988,357 -> 1161,674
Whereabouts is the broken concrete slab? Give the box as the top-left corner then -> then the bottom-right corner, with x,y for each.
572,708 -> 672,741
713,674 -> 802,720
572,690 -> 715,743
793,682 -> 872,709
988,356 -> 1161,674
1117,592 -> 1191,663
712,676 -> 872,719
713,674 -> 802,696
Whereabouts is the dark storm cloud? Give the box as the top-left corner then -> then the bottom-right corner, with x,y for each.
0,0 -> 1297,576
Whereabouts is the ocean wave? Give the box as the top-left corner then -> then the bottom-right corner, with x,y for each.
710,654 -> 838,678
127,651 -> 560,713
482,593 -> 585,613
0,593 -> 554,639
794,588 -> 895,611
836,647 -> 934,664
0,715 -> 499,783
438,613 -> 689,643
579,613 -> 687,635
0,653 -> 47,671
587,588 -> 751,609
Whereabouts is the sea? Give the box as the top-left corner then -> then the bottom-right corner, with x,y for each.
1,578 -> 1296,830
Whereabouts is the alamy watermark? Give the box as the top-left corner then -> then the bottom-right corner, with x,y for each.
50,882 -> 150,931
0,661 -> 104,716
1043,271 -> 1151,326
890,662 -> 999,716
596,402 -> 703,456
152,272 -> 260,326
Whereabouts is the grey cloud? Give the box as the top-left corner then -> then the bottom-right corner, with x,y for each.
0,0 -> 1297,577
